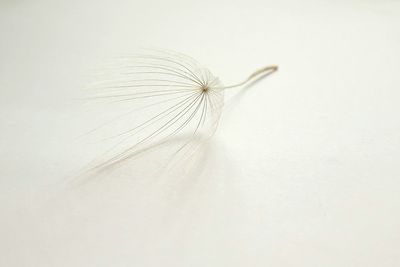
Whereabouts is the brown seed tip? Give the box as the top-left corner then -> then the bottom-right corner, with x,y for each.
201,86 -> 209,92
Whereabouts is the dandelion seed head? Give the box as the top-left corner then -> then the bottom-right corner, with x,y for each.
86,49 -> 225,169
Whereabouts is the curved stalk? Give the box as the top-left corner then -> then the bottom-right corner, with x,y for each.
222,65 -> 278,90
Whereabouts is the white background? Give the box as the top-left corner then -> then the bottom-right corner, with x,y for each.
1,0 -> 400,266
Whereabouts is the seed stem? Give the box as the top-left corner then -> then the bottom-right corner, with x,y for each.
223,65 -> 278,90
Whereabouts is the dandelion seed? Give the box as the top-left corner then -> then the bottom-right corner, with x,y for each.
86,49 -> 278,170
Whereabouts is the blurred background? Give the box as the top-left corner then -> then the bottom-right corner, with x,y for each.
1,0 -> 399,266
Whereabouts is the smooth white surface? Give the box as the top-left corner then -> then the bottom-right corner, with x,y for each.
1,0 -> 400,266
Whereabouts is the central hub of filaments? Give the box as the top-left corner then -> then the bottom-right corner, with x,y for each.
201,85 -> 209,92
